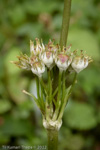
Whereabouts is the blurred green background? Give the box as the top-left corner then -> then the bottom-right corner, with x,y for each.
0,0 -> 100,150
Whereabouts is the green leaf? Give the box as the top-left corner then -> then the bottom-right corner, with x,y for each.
16,23 -> 42,39
8,76 -> 29,104
68,28 -> 99,60
24,1 -> 61,14
78,67 -> 100,94
5,47 -> 21,75
8,5 -> 26,25
0,133 -> 9,144
64,101 -> 97,130
53,14 -> 62,29
60,127 -> 84,150
0,100 -> 12,114
0,116 -> 33,136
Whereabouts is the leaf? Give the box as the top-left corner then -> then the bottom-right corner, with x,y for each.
0,116 -> 33,136
65,134 -> 84,150
60,127 -> 84,150
53,14 -> 62,29
64,101 -> 97,130
0,133 -> 9,144
8,5 -> 26,25
0,100 -> 12,114
16,23 -> 42,39
68,28 -> 99,60
5,47 -> 21,75
78,67 -> 100,94
24,1 -> 61,14
8,76 -> 29,104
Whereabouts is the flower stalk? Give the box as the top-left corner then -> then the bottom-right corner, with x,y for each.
47,129 -> 58,150
60,0 -> 72,48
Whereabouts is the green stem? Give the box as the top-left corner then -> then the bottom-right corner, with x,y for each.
36,77 -> 40,100
40,82 -> 45,111
22,90 -> 44,115
57,71 -> 62,105
41,83 -> 43,101
52,71 -> 62,121
69,72 -> 77,94
60,0 -> 72,48
58,72 -> 77,120
48,69 -> 53,117
45,96 -> 50,121
52,87 -> 58,99
62,71 -> 65,101
48,69 -> 52,103
52,101 -> 61,121
46,0 -> 72,149
39,77 -> 48,95
47,129 -> 58,150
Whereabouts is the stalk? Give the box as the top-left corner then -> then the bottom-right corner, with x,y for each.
60,0 -> 72,48
36,77 -> 40,100
47,129 -> 58,150
58,73 -> 77,121
57,71 -> 62,104
47,0 -> 72,150
62,71 -> 65,101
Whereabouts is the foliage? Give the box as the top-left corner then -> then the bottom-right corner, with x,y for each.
64,101 -> 97,130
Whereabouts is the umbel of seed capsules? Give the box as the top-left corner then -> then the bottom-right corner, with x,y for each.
11,39 -> 92,77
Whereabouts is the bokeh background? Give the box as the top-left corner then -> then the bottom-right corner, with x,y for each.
0,0 -> 100,150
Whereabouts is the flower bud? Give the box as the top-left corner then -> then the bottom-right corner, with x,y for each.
31,62 -> 45,77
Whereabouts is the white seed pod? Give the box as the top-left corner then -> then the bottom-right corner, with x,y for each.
71,56 -> 88,73
31,62 -> 45,77
41,51 -> 54,68
55,54 -> 72,71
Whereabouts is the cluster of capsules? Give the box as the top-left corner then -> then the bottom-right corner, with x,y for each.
11,38 -> 92,77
